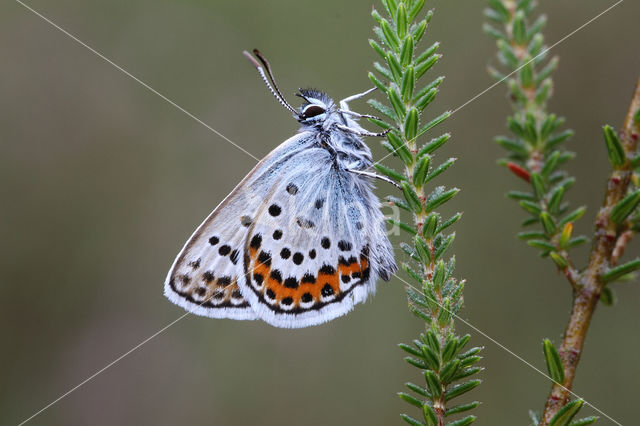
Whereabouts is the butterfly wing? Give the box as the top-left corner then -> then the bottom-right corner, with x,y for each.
241,142 -> 397,328
164,132 -> 314,320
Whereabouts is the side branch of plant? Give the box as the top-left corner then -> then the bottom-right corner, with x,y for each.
484,0 -> 640,423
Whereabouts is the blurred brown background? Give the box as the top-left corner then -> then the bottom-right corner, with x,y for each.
2,0 -> 639,424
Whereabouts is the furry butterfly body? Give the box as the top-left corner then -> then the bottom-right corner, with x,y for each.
164,50 -> 396,328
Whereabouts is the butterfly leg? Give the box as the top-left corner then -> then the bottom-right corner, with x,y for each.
339,87 -> 377,108
338,109 -> 381,121
336,124 -> 391,138
346,167 -> 401,189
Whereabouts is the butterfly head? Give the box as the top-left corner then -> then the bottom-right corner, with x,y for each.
295,89 -> 335,125
244,49 -> 388,141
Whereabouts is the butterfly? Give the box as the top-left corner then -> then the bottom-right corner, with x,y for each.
164,49 -> 397,328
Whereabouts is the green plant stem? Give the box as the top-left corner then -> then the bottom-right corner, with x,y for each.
398,73 -> 450,426
411,154 -> 450,425
371,2 -> 481,423
541,76 -> 640,424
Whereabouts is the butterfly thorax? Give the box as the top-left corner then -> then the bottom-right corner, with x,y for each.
296,89 -> 373,171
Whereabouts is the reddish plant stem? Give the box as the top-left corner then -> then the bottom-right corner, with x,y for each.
541,77 -> 640,424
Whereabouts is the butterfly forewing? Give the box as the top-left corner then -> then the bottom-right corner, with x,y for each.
164,133 -> 312,320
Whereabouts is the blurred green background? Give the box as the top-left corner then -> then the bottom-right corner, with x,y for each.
2,0 -> 639,424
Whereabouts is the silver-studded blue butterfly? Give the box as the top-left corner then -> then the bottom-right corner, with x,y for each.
164,49 -> 397,328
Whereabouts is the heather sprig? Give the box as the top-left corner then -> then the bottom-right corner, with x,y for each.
368,1 -> 482,424
485,0 -> 640,423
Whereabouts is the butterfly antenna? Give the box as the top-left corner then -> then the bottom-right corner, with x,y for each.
243,49 -> 300,116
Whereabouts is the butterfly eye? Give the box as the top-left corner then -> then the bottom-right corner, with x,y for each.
302,105 -> 326,119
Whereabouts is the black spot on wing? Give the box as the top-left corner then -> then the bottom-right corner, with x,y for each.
286,183 -> 299,195
321,237 -> 331,249
296,218 -> 315,229
253,273 -> 264,286
270,269 -> 283,284
321,284 -> 334,296
257,251 -> 272,267
319,264 -> 336,274
280,248 -> 291,259
362,267 -> 371,282
250,234 -> 262,249
230,249 -> 239,265
301,273 -> 316,284
268,204 -> 281,216
339,256 -> 357,266
284,277 -> 299,289
338,240 -> 352,251
293,252 -> 304,265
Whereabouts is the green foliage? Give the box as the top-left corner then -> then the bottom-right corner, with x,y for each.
399,331 -> 482,425
542,339 -> 564,384
484,0 -> 586,274
486,1 -> 640,423
529,400 -> 598,426
600,258 -> 640,283
369,0 -> 481,423
602,125 -> 625,168
610,189 -> 640,224
549,400 -> 597,426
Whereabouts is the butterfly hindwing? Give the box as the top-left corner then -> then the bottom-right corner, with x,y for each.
164,133 -> 313,320
240,142 -> 395,328
165,129 -> 396,327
